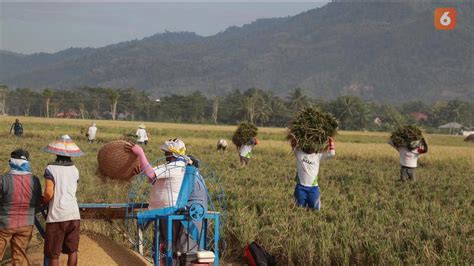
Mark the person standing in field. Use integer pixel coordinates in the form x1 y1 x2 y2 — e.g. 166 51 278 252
136 124 148 145
292 137 335 210
239 137 258 167
9 119 23 137
42 135 84 266
389 138 428 181
0 149 42 265
86 122 97 144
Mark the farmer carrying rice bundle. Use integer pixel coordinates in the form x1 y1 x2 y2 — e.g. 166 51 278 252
42 135 84 266
287 107 338 210
389 125 428 182
232 122 258 167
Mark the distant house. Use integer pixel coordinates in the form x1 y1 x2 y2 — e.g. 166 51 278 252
438 122 464 135
410 112 428 122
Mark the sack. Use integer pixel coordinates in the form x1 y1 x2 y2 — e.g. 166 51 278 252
244 242 276 266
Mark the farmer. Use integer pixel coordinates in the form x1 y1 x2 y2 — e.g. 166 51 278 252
9 118 23 137
126 139 205 256
136 124 148 145
389 138 428 181
239 137 258 167
0 149 42 265
292 137 335 210
86 122 97 143
42 135 84 266
217 139 228 151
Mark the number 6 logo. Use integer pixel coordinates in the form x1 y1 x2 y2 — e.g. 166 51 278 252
434 8 456 30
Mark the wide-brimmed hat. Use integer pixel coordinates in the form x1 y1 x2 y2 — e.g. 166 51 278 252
43 135 84 157
138 124 146 129
160 138 186 157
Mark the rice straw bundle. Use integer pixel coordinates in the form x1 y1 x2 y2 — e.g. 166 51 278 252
232 122 258 147
288 107 338 153
390 125 423 150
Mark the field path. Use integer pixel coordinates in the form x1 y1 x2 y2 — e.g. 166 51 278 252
23 233 152 266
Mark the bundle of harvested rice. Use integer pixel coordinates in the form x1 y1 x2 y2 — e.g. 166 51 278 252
390 125 423 150
97 140 141 180
288 107 338 153
232 122 258 147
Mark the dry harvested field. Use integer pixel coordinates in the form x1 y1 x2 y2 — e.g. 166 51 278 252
1 116 473 264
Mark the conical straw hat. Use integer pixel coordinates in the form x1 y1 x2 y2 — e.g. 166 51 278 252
43 135 84 157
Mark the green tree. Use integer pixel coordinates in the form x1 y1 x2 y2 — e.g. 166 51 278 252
288 88 310 112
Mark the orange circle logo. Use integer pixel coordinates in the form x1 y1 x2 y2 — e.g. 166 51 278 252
434 8 457 30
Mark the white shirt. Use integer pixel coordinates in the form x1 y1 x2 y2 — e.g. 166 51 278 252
87 126 97 140
398 147 421 168
239 145 253 158
217 139 228 147
149 160 186 209
136 128 148 142
295 149 335 187
45 165 80 223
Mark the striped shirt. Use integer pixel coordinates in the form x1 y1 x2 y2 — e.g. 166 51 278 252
0 173 42 229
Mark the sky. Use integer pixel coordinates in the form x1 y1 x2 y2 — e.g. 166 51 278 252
0 1 329 54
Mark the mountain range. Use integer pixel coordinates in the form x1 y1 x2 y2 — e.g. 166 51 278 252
0 1 473 102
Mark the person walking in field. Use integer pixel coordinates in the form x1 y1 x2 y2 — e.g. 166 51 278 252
42 135 84 266
389 138 428 181
86 122 97 144
9 119 23 137
136 124 148 145
0 149 42 266
292 137 335 210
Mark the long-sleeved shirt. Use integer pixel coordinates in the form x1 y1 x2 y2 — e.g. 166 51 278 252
87 126 97 140
136 128 148 143
0 173 41 229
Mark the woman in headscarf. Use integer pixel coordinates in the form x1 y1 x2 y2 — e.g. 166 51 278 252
0 149 41 265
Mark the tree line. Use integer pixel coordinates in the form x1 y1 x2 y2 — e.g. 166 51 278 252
0 85 472 132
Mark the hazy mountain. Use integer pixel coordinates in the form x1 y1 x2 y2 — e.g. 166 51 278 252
1 1 473 102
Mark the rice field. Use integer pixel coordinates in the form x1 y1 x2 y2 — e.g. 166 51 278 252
1 116 473 264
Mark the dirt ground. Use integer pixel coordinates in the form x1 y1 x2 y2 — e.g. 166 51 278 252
2 232 152 266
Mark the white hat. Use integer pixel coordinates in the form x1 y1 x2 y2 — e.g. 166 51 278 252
138 124 146 129
160 138 186 157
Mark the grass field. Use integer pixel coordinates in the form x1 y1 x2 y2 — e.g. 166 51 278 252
1 116 473 264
